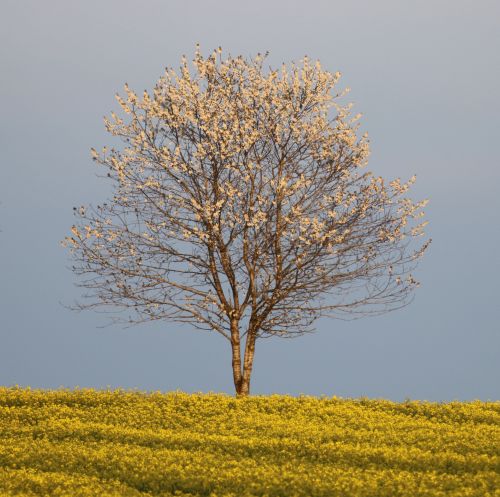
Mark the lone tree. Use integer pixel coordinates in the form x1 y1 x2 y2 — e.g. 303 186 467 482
64 47 430 396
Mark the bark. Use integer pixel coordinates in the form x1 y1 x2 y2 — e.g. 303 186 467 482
230 316 258 396
237 376 251 396
232 325 257 397
230 318 244 395
240 331 256 396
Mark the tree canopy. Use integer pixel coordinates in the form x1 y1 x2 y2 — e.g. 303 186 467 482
64 46 430 395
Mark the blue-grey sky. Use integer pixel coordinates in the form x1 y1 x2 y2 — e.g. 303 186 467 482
1 0 499 401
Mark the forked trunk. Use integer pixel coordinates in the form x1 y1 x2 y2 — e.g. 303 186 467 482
236 375 251 396
231 323 256 397
233 360 253 396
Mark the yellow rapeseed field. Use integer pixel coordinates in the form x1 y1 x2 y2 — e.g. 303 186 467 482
0 387 498 496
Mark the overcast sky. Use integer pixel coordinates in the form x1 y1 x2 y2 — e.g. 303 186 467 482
1 0 499 401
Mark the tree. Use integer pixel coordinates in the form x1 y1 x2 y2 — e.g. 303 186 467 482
64 46 430 396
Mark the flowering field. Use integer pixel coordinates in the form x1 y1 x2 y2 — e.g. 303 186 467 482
0 387 498 496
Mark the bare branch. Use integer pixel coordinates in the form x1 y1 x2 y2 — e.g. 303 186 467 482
63 46 430 395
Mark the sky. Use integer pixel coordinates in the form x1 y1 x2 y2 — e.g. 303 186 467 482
1 0 499 401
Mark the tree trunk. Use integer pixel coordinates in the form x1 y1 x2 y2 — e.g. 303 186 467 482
237 375 251 396
230 319 244 396
232 326 256 397
241 331 256 396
